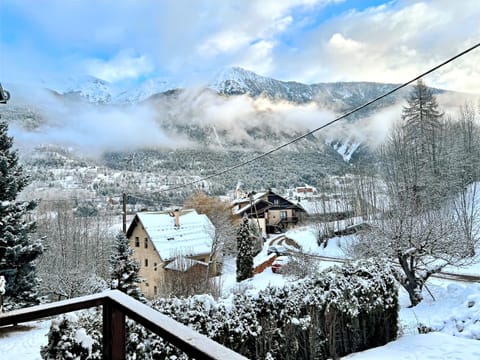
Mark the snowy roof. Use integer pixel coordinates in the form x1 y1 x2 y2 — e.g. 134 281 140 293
231 191 267 206
133 209 214 261
232 191 269 215
164 257 208 272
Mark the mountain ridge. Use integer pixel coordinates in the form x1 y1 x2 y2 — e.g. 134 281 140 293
10 66 410 107
2 67 468 168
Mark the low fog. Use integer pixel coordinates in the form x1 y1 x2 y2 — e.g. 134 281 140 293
5 82 477 158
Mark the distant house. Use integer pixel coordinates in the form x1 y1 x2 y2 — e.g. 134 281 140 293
232 190 305 235
292 184 317 200
126 209 216 299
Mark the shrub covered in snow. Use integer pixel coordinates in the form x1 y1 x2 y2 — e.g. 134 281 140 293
41 259 398 359
40 312 102 360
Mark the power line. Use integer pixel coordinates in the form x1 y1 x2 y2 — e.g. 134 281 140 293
159 42 480 193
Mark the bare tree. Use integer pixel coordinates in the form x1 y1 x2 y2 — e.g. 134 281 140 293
447 103 480 256
355 205 470 306
159 255 222 298
183 191 236 266
353 88 480 306
35 200 112 299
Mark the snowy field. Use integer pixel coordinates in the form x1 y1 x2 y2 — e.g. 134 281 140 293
346 279 480 359
1 227 480 359
0 320 50 360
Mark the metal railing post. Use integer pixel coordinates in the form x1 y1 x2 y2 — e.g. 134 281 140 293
103 299 126 360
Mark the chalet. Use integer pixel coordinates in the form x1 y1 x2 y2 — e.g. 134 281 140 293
232 190 305 234
126 209 215 299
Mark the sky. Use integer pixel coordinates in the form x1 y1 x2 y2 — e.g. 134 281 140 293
1 0 479 93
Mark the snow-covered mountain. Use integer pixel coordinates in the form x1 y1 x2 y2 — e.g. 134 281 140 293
48 75 113 103
209 66 407 111
45 75 179 104
42 66 411 109
113 77 179 104
6 67 462 167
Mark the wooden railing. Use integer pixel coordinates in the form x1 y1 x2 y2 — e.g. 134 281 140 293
0 290 247 360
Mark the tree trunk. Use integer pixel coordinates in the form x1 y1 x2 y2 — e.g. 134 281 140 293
398 254 423 307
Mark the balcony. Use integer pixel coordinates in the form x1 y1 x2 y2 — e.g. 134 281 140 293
0 290 247 360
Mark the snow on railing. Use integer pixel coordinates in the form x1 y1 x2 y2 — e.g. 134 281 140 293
0 290 247 360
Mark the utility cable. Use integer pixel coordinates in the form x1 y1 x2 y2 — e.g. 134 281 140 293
159 42 480 193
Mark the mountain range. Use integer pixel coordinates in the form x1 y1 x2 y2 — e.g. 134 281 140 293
2 67 473 197
40 66 406 110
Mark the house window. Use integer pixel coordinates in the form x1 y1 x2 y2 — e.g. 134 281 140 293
154 262 157 271
154 286 158 296
280 211 288 220
274 199 279 206
144 238 148 248
135 237 140 247
145 258 148 267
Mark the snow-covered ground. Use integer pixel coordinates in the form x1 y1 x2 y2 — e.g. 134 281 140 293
1 227 480 359
0 320 50 359
346 280 480 359
345 332 480 360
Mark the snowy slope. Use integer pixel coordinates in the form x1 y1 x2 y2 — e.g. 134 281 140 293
49 75 113 103
113 77 179 104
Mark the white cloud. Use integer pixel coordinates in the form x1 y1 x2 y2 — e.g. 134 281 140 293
2 0 479 95
277 0 480 93
85 50 153 82
9 89 175 156
197 31 251 57
194 0 330 76
328 33 364 52
237 40 276 75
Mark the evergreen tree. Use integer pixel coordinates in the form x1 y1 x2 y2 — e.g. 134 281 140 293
109 231 146 302
0 120 42 308
403 79 443 139
401 79 445 207
236 217 253 282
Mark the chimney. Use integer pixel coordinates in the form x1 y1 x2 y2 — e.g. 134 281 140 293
174 209 180 228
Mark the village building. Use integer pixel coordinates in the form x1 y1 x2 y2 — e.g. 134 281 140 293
126 209 216 299
231 189 305 235
291 184 318 200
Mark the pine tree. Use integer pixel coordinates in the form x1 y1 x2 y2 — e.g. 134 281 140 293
0 120 42 309
236 217 253 282
401 79 445 207
109 231 146 302
403 79 443 139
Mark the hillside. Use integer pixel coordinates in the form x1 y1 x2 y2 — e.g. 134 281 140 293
1 67 472 205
